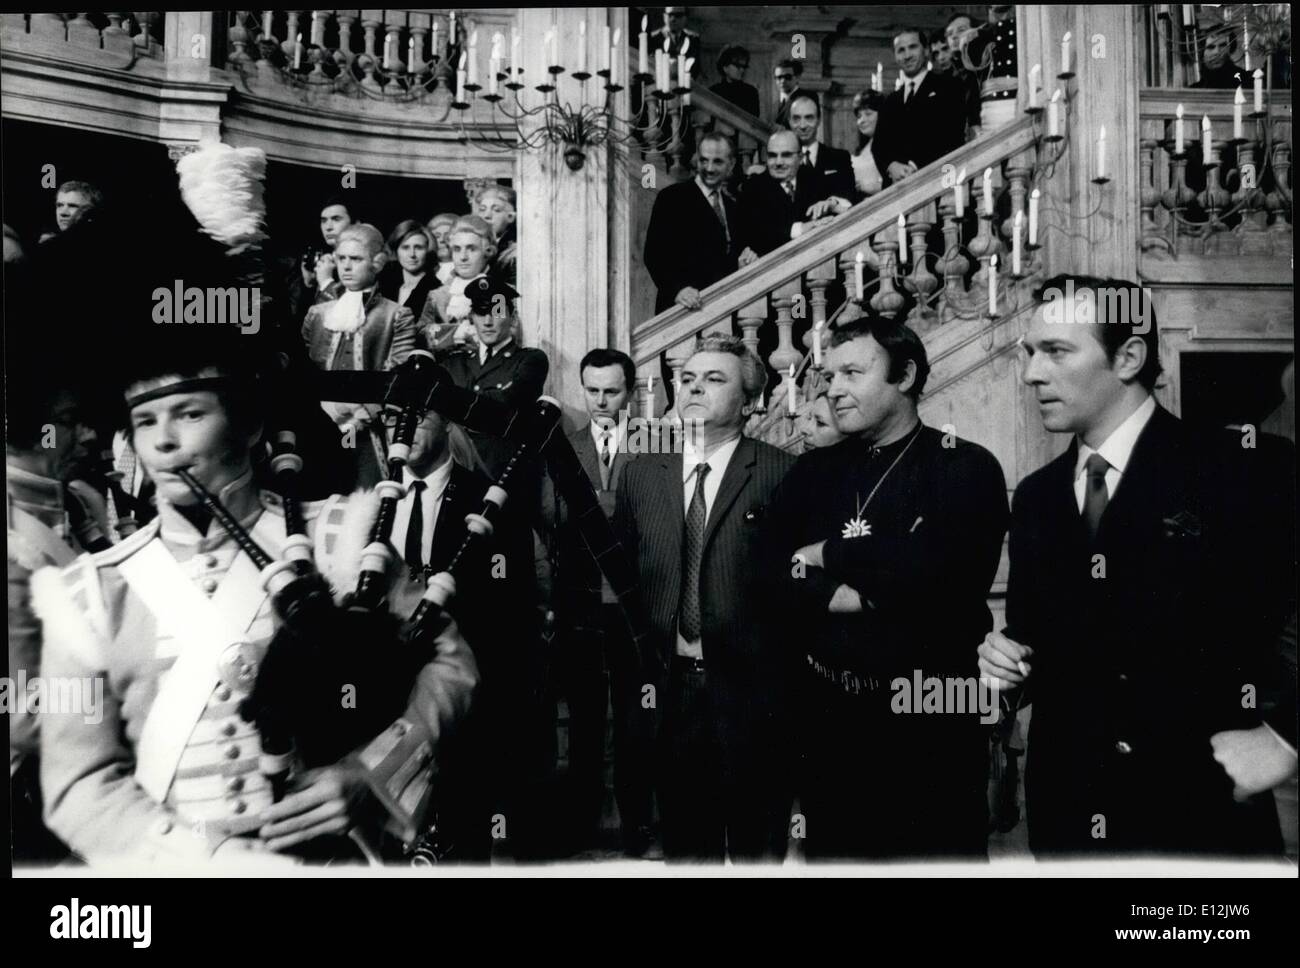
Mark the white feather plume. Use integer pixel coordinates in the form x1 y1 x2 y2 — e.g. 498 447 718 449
176 143 268 251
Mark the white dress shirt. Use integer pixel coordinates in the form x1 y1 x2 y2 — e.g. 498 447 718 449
1072 395 1156 512
591 421 621 469
478 336 513 367
801 141 819 167
676 434 742 658
902 68 929 102
389 457 454 568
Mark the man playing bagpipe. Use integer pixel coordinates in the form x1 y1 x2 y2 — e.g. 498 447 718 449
31 327 479 869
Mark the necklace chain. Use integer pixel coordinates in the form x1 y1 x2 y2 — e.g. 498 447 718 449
852 424 923 521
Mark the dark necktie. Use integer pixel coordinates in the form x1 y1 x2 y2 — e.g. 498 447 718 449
783 178 795 201
905 81 915 102
1082 453 1111 540
709 189 730 247
802 147 812 168
404 479 427 575
679 462 711 642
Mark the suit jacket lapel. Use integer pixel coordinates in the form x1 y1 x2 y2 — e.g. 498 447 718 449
429 463 469 569
1099 406 1184 540
574 426 603 491
702 437 755 553
659 451 685 565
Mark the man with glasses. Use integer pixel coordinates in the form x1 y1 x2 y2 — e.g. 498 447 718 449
772 58 807 129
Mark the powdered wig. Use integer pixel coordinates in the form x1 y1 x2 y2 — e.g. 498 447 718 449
335 222 386 257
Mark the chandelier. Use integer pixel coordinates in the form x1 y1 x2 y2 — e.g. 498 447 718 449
226 11 696 171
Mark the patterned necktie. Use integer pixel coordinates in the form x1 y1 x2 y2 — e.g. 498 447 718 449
679 462 711 642
783 178 795 200
598 431 613 490
404 479 427 575
1082 452 1111 540
709 189 730 247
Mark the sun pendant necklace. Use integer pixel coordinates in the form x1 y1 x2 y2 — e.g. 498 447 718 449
842 423 923 539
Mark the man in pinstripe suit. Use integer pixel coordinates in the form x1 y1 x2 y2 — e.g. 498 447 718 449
614 335 796 862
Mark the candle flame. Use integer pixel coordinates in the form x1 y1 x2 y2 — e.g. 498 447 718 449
470 30 477 45
459 50 467 69
1254 68 1263 78
1176 102 1184 118
1099 125 1105 139
613 28 621 45
663 36 670 52
1051 88 1062 102
642 15 648 32
983 167 992 180
1031 188 1041 198
1202 114 1211 128
1235 86 1245 102
897 213 905 226
681 38 690 56
1062 31 1071 42
1014 209 1023 224
990 253 998 267
957 167 966 181
855 250 864 262
685 57 694 72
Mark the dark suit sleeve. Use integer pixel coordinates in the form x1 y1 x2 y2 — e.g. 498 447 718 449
644 187 687 303
822 446 1009 615
762 458 841 615
823 148 858 203
486 350 549 410
871 98 902 176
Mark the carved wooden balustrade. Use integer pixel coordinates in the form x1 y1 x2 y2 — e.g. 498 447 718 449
0 12 162 63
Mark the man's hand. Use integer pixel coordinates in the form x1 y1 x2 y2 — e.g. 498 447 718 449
794 540 826 569
978 629 1033 688
738 246 759 267
806 196 851 219
1211 726 1299 801
259 762 371 852
746 163 765 177
314 253 336 289
828 583 863 613
886 161 918 183
675 286 703 311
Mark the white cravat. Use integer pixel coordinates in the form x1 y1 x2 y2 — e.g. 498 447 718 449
323 288 367 333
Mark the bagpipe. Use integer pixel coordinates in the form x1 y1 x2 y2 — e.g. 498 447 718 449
177 350 651 862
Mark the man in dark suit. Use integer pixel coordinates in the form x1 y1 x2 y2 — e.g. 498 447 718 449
614 335 796 862
766 317 1009 860
872 27 967 188
772 58 806 129
980 275 1296 858
539 348 655 856
644 132 741 314
787 94 858 202
736 129 845 263
320 400 545 861
441 276 550 478
1192 23 1247 89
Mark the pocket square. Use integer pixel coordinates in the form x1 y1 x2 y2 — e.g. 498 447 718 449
1162 510 1202 538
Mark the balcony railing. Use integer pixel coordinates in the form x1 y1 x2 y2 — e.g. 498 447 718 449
1140 3 1291 89
0 12 162 62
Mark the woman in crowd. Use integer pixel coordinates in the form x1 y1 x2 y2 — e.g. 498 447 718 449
802 391 847 451
850 90 885 200
427 212 458 285
379 219 439 316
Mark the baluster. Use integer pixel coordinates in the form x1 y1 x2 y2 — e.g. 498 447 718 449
1160 141 1198 256
935 195 971 318
1265 139 1293 250
67 12 99 48
30 13 67 42
1000 162 1031 245
759 281 800 413
869 236 905 319
102 13 134 55
1197 139 1233 253
667 352 689 424
966 202 1005 297
409 13 430 79
132 11 159 55
903 214 938 333
836 250 866 324
335 12 357 73
1232 138 1269 252
635 372 656 420
358 13 384 92
1139 138 1162 249
737 297 766 359
227 15 252 69
280 10 302 66
801 259 835 358
383 23 404 85
666 103 690 180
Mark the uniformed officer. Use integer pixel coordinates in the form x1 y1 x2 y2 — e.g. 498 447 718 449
961 5 1019 132
32 341 478 869
440 275 549 480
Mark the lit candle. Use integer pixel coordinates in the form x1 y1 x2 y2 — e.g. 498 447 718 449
854 251 865 301
1233 86 1244 139
897 213 908 266
1242 16 1251 71
926 59 932 72
1060 31 1071 74
1028 64 1041 108
1029 188 1040 245
812 323 823 368
511 31 519 77
1048 88 1061 137
1012 210 1023 275
683 56 693 103
263 11 273 39
639 16 649 76
578 20 587 74
311 11 322 47
408 36 416 74
1253 69 1264 114
678 37 690 90
1175 103 1185 154
647 373 654 399
294 33 303 69
384 31 395 71
610 30 620 86
954 167 966 217
1181 4 1193 25
1097 125 1106 178
875 62 883 90
449 11 456 43
1201 114 1212 159
431 22 439 59
988 253 998 315
456 50 467 97
983 167 993 216
660 39 671 89
470 30 480 85
548 26 557 67
787 364 797 413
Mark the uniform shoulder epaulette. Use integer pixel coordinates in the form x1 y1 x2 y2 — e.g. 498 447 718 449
84 516 161 569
